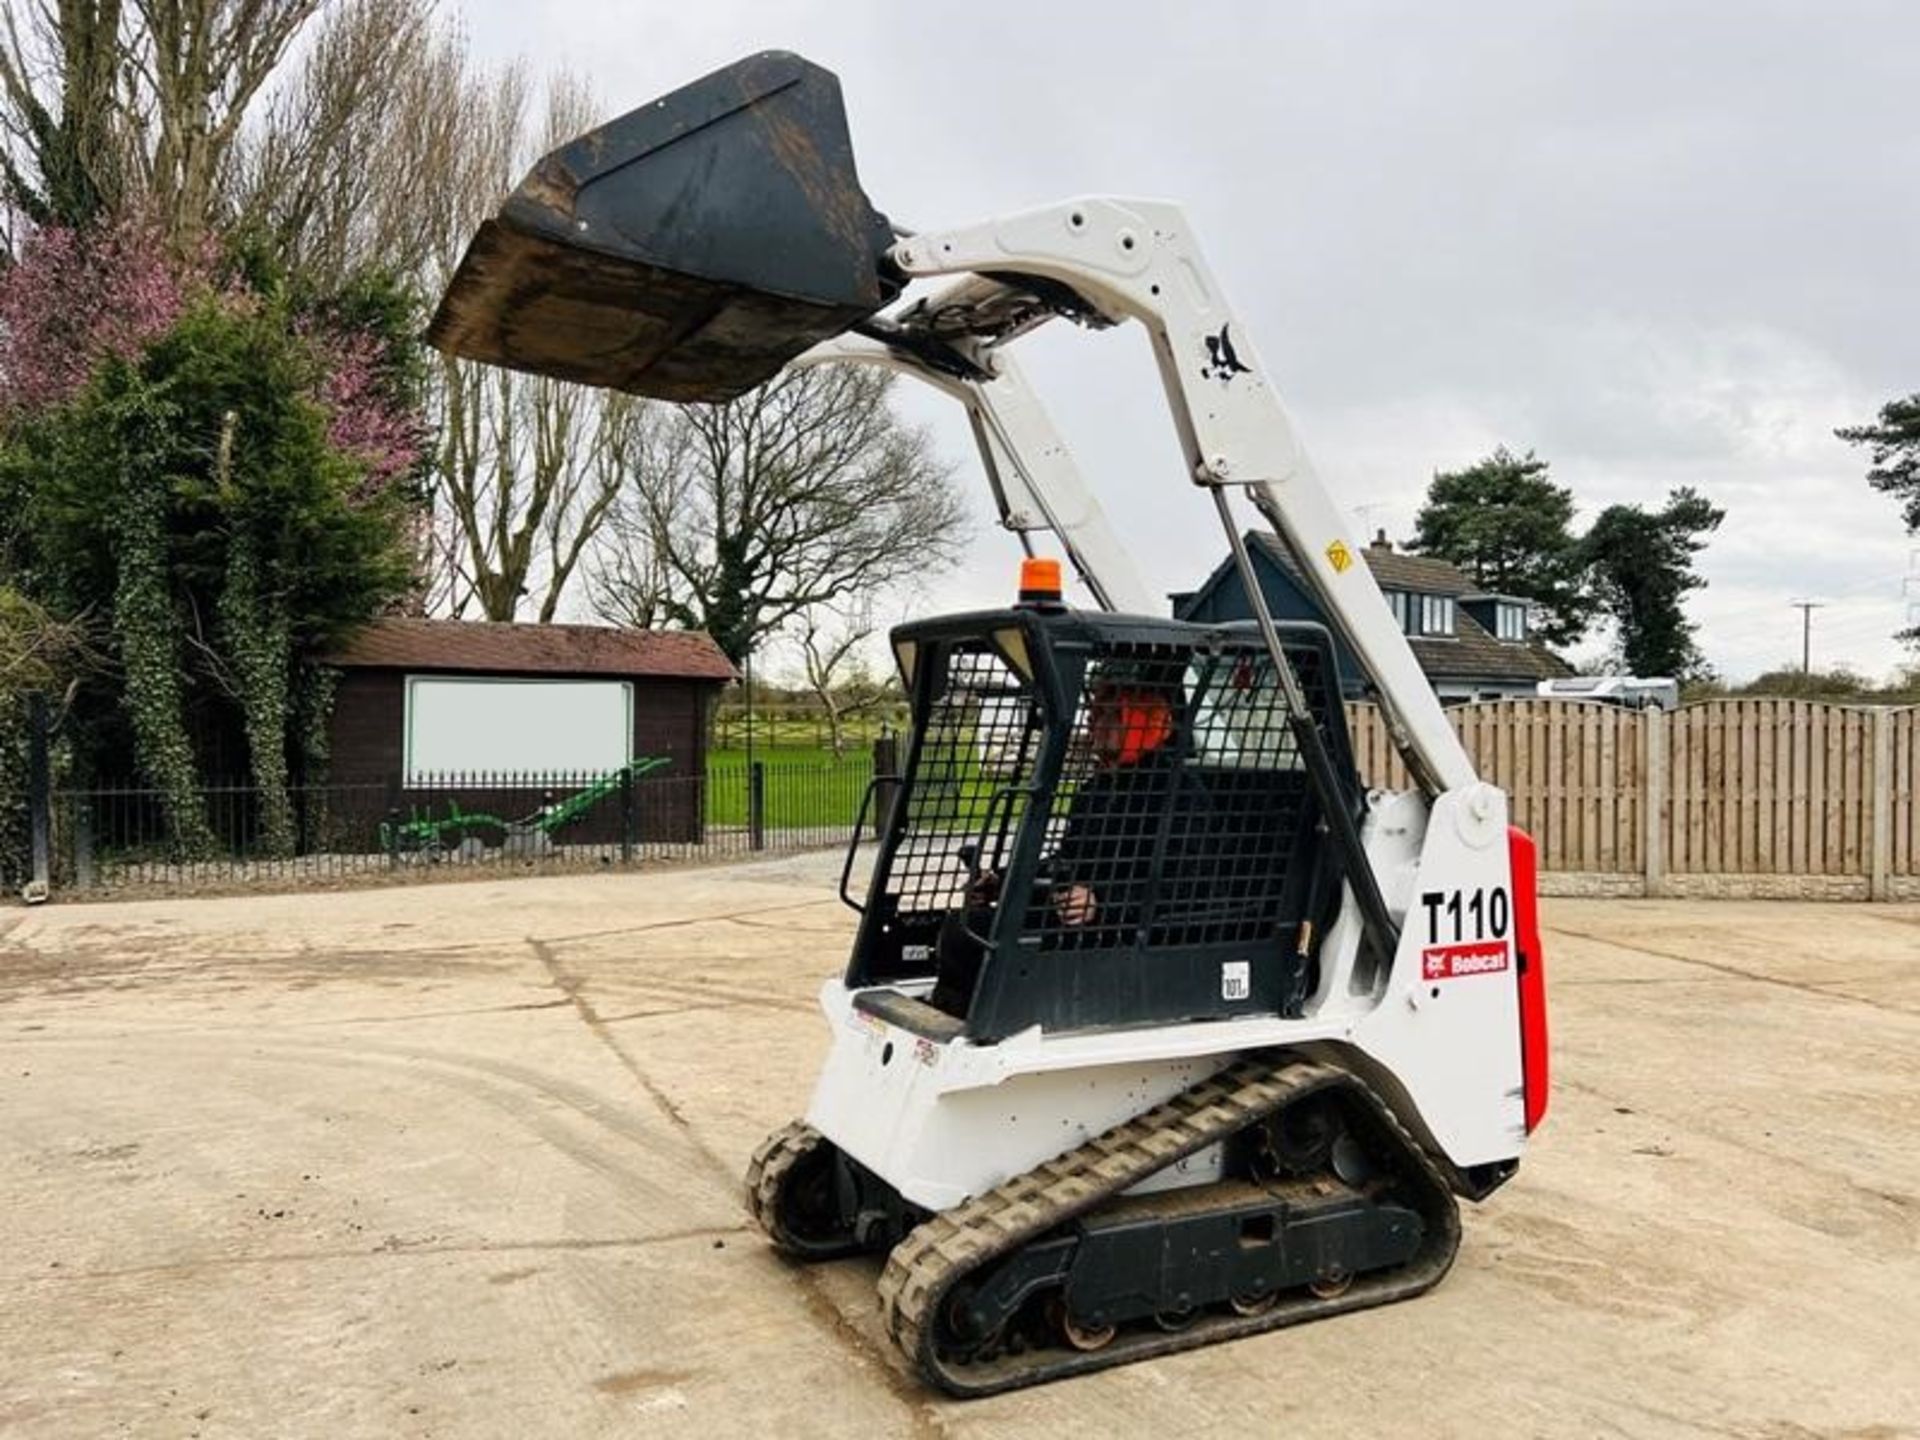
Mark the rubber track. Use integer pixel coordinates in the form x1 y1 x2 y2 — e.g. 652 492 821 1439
875 1054 1462 1396
745 1119 868 1261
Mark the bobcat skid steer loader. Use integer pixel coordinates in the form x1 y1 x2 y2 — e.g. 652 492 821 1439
431 50 1550 1397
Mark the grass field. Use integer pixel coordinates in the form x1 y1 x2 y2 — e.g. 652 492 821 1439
704 746 874 829
699 727 1020 833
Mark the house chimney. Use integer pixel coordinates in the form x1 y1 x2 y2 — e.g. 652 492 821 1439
1371 528 1392 552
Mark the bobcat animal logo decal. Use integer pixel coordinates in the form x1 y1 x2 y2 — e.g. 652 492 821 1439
1201 324 1251 383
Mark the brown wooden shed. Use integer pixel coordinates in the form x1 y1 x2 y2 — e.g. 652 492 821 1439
324 619 735 847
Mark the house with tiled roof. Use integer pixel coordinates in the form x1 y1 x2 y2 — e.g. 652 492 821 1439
1173 532 1572 702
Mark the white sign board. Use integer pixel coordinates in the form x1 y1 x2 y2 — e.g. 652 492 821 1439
404 677 633 782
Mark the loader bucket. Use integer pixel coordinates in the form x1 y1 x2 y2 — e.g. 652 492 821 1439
427 51 899 402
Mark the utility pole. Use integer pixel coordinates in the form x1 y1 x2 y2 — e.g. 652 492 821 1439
1789 599 1825 675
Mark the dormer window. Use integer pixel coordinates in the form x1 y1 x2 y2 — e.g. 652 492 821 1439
1495 602 1527 642
1385 590 1454 637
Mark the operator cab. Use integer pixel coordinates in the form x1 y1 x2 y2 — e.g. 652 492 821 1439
841 582 1361 1043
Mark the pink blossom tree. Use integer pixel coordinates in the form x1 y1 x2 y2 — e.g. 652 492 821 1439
0 214 425 509
310 324 427 500
0 217 219 416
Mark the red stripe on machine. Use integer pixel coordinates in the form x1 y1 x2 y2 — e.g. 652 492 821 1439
1420 940 1510 980
1507 826 1550 1133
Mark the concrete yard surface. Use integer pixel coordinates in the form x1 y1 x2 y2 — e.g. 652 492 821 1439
2 855 1917 1439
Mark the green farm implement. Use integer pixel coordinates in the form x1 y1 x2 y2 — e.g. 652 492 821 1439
380 758 670 860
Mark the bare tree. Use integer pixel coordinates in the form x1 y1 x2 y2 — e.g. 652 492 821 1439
796 603 895 758
0 0 481 267
128 0 326 246
587 365 968 664
432 360 645 621
224 0 446 282
0 588 96 699
0 0 341 250
0 0 129 239
416 72 642 622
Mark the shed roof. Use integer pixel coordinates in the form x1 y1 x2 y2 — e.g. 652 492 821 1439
326 618 737 681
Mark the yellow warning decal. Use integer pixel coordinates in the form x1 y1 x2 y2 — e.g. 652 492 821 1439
1325 539 1354 573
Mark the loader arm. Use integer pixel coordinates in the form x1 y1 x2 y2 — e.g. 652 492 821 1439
795 324 1155 615
782 211 1485 964
874 202 1474 797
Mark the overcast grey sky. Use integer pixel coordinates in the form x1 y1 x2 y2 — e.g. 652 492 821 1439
465 0 1919 680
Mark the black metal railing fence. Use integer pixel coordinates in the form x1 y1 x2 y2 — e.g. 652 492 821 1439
1 755 881 898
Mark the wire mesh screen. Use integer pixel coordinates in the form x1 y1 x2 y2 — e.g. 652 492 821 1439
888 643 1044 922
1029 637 1334 952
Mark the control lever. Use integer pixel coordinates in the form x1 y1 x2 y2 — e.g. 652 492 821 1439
954 842 1003 911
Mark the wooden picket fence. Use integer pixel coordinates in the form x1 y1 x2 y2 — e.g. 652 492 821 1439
1344 699 1919 899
